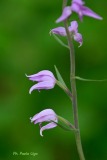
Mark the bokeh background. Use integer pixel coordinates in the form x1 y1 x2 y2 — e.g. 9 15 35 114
0 0 107 160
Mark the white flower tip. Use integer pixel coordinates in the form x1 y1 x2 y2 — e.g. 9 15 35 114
25 73 28 77
55 19 59 23
40 130 43 137
29 85 36 94
99 16 103 20
29 89 32 94
78 43 83 48
25 73 31 78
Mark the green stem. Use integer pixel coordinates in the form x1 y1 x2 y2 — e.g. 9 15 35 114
65 22 85 160
56 80 72 100
62 0 85 160
74 131 85 160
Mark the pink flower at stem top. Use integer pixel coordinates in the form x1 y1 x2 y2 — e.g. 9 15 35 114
56 0 103 23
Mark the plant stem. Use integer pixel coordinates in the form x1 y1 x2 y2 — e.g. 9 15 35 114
65 21 85 160
62 0 85 160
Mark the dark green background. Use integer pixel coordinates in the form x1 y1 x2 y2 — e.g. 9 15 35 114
0 0 107 160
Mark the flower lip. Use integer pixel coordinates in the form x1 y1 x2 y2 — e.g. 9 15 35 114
74 33 83 47
29 81 55 94
40 122 57 137
68 21 78 33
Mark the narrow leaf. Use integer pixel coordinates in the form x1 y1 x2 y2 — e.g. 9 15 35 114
75 76 107 82
57 115 75 130
51 115 75 131
54 65 67 87
56 80 72 99
51 33 69 49
51 120 72 131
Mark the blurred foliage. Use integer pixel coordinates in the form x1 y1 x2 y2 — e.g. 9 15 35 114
0 0 107 160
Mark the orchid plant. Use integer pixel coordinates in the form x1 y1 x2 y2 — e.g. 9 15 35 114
26 0 103 160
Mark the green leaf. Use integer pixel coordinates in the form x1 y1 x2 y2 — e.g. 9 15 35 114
51 115 75 132
54 65 67 87
51 33 69 49
75 76 107 82
57 116 75 130
51 120 72 131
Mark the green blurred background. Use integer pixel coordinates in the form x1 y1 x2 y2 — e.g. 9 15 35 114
0 0 107 159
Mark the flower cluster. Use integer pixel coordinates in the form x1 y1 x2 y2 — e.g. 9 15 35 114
56 0 102 22
27 0 103 137
26 70 57 136
50 0 102 47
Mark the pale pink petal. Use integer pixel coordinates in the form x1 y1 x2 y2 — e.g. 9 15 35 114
40 122 57 136
82 6 103 20
26 70 55 82
74 33 83 47
69 21 78 33
31 109 57 122
72 0 85 5
51 27 66 36
56 6 72 23
29 75 55 82
29 80 55 94
34 114 57 124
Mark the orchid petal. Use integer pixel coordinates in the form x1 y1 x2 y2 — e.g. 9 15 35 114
74 33 83 47
72 0 85 5
40 122 57 136
56 6 72 23
29 81 55 94
34 115 57 124
51 27 66 36
82 6 103 20
69 21 78 33
26 70 55 82
31 109 56 122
